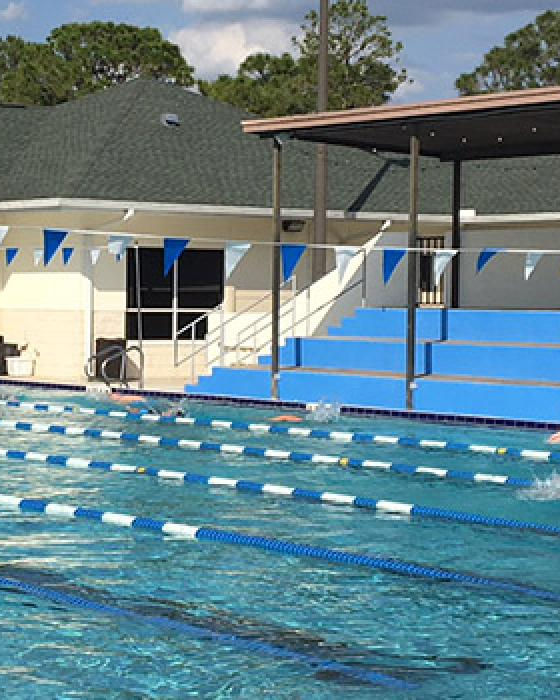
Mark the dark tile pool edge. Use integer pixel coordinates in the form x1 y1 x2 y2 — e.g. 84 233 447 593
1 378 558 432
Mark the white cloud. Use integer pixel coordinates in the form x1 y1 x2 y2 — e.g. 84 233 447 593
0 1 26 21
170 19 298 79
182 0 275 11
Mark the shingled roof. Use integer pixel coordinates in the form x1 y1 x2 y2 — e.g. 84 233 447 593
0 77 558 216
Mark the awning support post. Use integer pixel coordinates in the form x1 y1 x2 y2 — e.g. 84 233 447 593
271 136 283 400
451 159 461 308
406 134 419 410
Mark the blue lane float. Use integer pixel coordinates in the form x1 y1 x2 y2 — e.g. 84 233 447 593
0 398 556 464
1 493 559 605
0 417 533 489
0 575 410 690
0 446 556 538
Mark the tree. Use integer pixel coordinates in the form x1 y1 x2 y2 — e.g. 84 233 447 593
456 10 560 95
200 0 408 117
0 22 194 105
294 0 407 111
198 53 304 117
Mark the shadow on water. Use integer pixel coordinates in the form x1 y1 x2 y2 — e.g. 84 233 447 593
0 563 491 688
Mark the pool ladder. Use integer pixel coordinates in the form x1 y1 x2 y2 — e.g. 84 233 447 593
85 344 144 390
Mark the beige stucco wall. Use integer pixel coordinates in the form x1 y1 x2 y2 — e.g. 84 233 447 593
0 203 556 384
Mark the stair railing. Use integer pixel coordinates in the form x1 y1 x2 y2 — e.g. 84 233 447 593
174 280 293 380
234 278 363 368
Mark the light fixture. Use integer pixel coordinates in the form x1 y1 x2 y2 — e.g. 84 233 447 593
282 219 306 233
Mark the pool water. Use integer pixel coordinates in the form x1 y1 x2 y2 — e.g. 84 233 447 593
0 389 559 698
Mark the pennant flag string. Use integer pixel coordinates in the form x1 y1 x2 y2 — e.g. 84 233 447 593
383 249 406 285
524 252 543 280
281 244 306 282
108 235 134 262
433 251 457 287
476 248 503 273
225 243 251 280
335 246 360 283
33 249 43 266
163 238 189 277
62 248 74 266
43 229 68 266
5 248 18 266
0 226 9 246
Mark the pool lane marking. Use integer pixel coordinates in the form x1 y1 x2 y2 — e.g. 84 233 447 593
0 446 555 537
0 576 410 689
0 418 532 489
1 493 559 605
0 398 556 465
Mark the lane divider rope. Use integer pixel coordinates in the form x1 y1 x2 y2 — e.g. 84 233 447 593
1 493 559 604
1 445 556 537
0 417 532 489
0 398 556 465
0 575 410 689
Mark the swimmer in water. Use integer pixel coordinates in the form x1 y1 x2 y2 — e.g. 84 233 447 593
270 414 304 423
111 392 186 417
547 432 560 444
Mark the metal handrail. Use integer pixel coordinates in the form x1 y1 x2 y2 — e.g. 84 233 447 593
85 344 144 389
84 344 124 383
235 278 363 367
173 280 294 374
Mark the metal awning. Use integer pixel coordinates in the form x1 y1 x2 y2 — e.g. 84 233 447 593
242 86 560 161
241 86 560 408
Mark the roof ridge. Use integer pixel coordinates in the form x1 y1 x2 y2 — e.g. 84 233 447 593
60 79 154 198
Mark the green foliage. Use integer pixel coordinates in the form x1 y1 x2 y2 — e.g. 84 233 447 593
200 0 408 116
456 10 560 95
0 22 194 105
198 53 305 117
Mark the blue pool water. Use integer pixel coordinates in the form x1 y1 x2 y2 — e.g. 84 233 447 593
0 389 559 698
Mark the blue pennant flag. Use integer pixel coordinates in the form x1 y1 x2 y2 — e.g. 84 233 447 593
44 229 68 266
164 238 189 277
477 248 502 273
383 249 406 285
5 248 18 266
281 244 306 282
62 248 74 265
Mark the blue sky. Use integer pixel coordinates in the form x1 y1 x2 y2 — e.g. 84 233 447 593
0 1 555 102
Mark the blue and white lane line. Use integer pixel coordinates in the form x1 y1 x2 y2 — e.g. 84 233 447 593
1 493 559 604
0 417 533 488
0 577 411 690
0 398 556 464
1 446 557 537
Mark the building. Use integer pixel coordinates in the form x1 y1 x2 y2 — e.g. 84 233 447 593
1 78 560 406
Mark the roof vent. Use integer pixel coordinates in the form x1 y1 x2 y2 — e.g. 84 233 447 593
161 113 180 127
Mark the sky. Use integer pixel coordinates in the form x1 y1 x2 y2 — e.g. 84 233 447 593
0 1 556 102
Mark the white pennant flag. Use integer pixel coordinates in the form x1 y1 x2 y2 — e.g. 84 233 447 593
433 251 457 287
0 226 9 246
90 248 101 266
33 249 43 266
335 246 360 283
225 243 251 280
524 252 543 280
108 235 133 260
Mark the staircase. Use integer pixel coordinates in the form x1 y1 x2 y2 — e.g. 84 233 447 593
185 308 560 422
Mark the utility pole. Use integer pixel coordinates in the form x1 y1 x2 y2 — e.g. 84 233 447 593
312 0 328 281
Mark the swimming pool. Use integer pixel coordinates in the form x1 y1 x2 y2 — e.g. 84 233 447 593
0 389 559 698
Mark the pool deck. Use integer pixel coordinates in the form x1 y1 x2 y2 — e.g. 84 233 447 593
1 372 559 433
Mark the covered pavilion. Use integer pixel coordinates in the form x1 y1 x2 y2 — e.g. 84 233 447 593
242 86 560 408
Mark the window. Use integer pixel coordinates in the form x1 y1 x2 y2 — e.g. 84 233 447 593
126 247 224 340
418 237 445 306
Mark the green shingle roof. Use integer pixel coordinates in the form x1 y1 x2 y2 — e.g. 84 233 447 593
0 78 558 216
